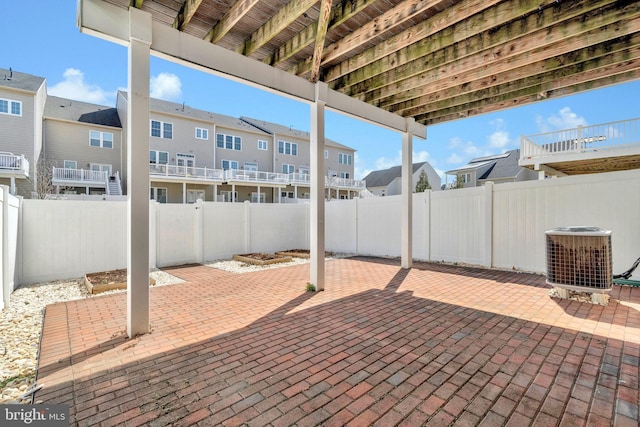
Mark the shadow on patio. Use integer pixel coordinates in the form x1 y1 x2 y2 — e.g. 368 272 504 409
35 258 640 426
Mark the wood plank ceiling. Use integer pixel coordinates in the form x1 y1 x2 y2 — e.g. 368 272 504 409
115 0 640 126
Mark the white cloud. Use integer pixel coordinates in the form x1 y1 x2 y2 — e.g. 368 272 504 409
536 107 588 132
488 130 510 149
446 153 463 164
150 72 182 101
48 68 114 104
447 137 481 156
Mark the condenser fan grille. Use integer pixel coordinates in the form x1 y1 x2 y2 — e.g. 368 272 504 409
545 227 612 291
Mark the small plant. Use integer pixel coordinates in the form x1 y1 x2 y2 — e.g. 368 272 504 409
306 283 316 292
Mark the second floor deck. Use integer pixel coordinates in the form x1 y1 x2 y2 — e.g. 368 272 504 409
54 164 367 190
0 153 29 178
520 118 640 175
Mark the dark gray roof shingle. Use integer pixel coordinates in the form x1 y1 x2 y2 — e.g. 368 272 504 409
363 162 426 188
44 96 121 128
0 68 45 93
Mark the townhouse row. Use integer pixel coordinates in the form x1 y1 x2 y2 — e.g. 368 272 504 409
0 68 363 203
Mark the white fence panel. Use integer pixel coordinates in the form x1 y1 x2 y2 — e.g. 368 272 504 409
248 203 308 254
493 169 640 277
326 199 357 254
19 200 126 284
156 202 200 267
357 196 402 257
412 191 430 261
430 186 489 266
202 202 247 261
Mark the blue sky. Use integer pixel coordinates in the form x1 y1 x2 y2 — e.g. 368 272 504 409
3 1 639 182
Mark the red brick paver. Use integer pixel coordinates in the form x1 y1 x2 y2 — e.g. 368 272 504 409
35 258 640 426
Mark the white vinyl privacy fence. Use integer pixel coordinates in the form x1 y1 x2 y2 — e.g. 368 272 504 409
1 186 20 309
13 168 640 285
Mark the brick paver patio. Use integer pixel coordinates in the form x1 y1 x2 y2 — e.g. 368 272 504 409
35 257 639 426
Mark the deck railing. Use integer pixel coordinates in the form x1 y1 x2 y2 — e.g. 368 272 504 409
52 168 108 185
225 169 289 184
0 153 29 176
288 172 311 185
149 164 225 181
520 118 640 162
326 176 367 189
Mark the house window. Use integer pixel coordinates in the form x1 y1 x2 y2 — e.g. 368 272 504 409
187 190 205 203
176 153 195 167
151 120 172 139
195 128 208 140
324 150 329 159
63 160 77 169
0 98 21 116
278 141 297 156
216 133 241 150
340 172 350 179
282 164 295 174
338 153 352 165
251 192 265 203
299 167 309 174
221 160 239 170
220 190 238 203
89 130 113 148
90 163 112 175
150 150 169 164
244 162 258 171
258 140 268 150
460 172 471 183
150 187 167 203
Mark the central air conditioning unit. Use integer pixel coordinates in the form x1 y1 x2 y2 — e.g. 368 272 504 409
545 226 612 304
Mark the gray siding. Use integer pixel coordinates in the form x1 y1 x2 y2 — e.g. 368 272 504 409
0 88 37 197
215 125 272 171
44 120 123 175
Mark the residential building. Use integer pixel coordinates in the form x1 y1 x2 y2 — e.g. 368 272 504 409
363 162 441 196
445 149 537 188
0 67 46 197
43 96 124 196
0 68 363 203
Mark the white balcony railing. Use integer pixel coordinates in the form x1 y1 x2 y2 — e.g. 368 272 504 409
288 172 311 185
225 169 289 184
326 176 367 190
149 164 225 181
0 153 29 177
52 168 108 185
520 118 640 163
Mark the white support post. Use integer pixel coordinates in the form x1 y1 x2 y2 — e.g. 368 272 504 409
214 184 218 202
310 83 327 291
401 118 414 269
127 7 151 338
182 182 186 204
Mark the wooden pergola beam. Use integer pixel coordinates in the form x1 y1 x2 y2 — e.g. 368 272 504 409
308 0 332 83
266 0 377 67
341 0 627 103
414 53 640 125
173 0 205 31
235 0 317 57
321 0 556 82
292 0 450 77
204 0 260 43
381 13 640 113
